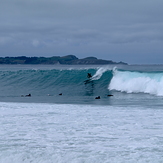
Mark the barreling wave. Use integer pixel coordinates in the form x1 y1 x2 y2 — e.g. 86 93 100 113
0 66 113 97
109 68 163 96
1 65 163 98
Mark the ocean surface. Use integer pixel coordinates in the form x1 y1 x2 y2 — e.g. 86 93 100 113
0 64 163 163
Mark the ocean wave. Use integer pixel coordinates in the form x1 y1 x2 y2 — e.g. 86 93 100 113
1 65 163 97
0 67 113 98
109 69 163 96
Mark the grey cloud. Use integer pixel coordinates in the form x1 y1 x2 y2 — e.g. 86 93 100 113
0 0 163 64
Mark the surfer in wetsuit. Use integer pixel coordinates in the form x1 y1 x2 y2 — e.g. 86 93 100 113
84 73 93 84
25 94 31 97
87 73 92 78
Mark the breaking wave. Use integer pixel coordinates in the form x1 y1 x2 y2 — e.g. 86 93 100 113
109 68 163 96
1 65 163 99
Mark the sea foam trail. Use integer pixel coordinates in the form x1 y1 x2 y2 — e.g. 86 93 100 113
109 69 163 96
91 67 112 80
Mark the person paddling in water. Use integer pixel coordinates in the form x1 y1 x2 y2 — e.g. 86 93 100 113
87 73 92 78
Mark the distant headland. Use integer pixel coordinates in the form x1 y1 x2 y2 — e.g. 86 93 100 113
0 55 127 65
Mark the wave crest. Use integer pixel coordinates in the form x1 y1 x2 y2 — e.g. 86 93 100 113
109 69 163 96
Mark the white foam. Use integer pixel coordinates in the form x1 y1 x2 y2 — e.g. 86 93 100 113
1 102 163 162
91 66 113 80
109 69 163 96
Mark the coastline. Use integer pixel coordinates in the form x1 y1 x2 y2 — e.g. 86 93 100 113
0 55 127 65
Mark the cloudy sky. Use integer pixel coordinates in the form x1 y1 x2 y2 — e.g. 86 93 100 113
0 0 163 64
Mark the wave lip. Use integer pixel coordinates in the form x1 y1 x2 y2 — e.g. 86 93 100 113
91 67 112 80
109 69 163 96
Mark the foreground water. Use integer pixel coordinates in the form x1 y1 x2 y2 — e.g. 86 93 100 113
1 102 163 163
0 64 163 162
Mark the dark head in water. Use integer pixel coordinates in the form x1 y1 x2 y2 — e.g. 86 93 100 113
25 94 31 97
59 93 62 95
87 73 92 78
95 96 100 99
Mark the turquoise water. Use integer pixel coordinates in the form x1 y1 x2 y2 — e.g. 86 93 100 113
0 64 163 106
0 64 113 104
0 64 163 163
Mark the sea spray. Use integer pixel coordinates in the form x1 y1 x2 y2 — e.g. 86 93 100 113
91 67 111 80
109 68 163 96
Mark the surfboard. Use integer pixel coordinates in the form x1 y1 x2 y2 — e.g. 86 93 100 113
84 79 91 84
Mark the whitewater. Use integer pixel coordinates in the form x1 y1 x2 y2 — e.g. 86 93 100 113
0 64 163 163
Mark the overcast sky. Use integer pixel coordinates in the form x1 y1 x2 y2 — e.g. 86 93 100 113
0 0 163 64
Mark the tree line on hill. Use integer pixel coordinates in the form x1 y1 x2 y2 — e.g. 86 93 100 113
0 55 127 65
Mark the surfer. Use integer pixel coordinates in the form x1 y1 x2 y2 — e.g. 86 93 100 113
84 73 93 84
25 94 31 97
95 96 100 99
107 94 113 96
87 73 92 78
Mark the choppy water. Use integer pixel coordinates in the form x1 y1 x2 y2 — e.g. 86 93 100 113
0 64 163 163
